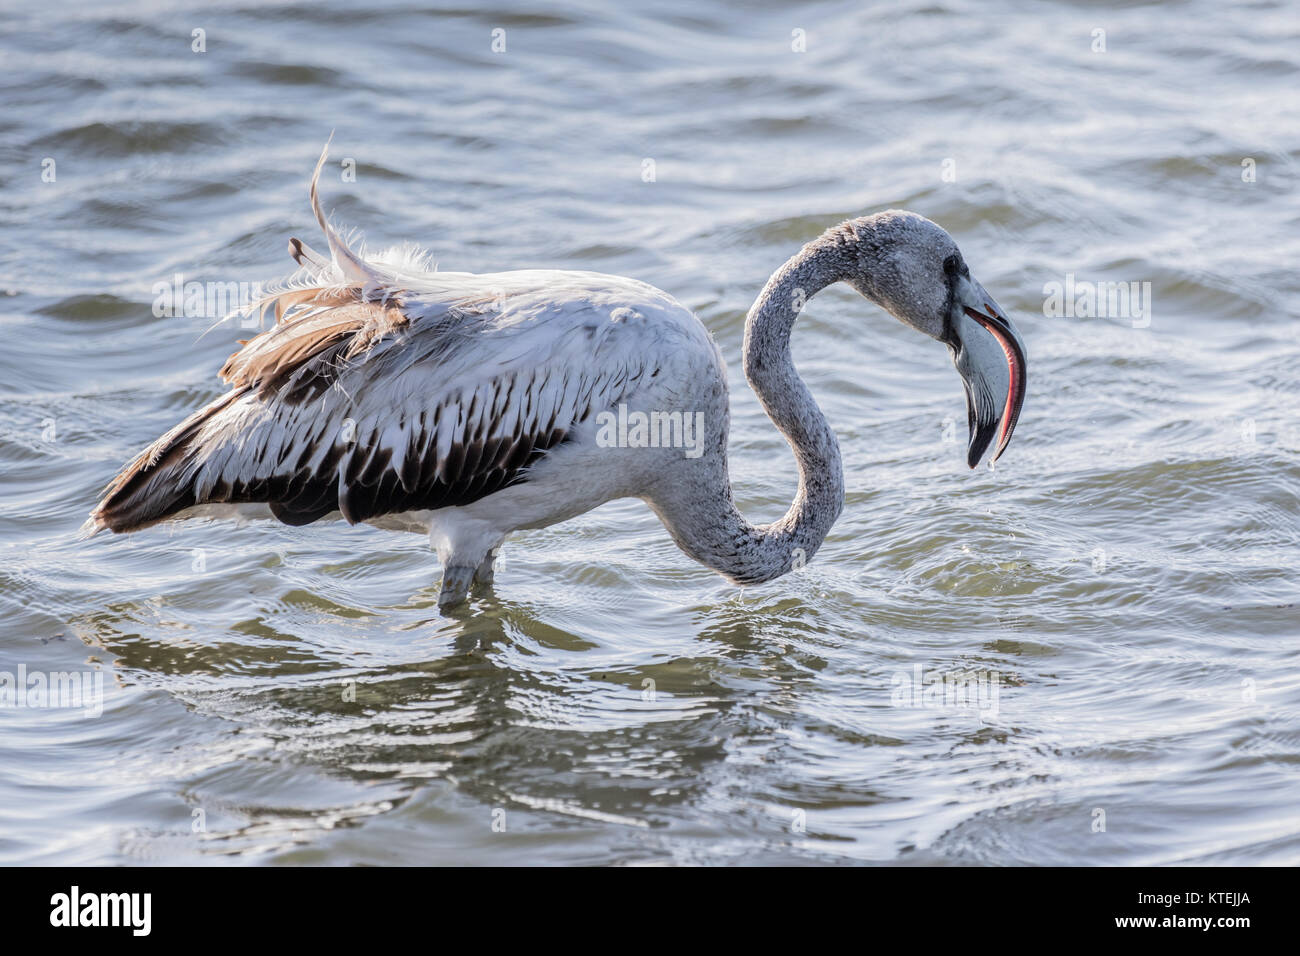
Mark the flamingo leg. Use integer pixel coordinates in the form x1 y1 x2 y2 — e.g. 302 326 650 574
472 549 499 587
437 564 477 609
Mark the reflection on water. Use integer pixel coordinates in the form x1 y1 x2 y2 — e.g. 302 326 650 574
2 0 1299 864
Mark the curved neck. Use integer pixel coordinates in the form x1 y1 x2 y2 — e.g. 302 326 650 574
649 231 855 585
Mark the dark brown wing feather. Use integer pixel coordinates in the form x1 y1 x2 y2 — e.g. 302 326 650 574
91 287 606 534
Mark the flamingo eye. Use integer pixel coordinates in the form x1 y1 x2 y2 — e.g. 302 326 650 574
943 254 970 279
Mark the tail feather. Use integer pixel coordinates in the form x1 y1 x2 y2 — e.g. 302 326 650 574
288 237 331 276
88 138 398 537
88 390 244 534
309 135 380 286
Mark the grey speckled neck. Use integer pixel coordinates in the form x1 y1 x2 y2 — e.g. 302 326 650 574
646 213 957 585
648 226 859 584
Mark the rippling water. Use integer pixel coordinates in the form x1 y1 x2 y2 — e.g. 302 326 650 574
2 0 1298 865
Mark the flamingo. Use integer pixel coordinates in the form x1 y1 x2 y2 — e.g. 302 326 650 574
86 145 1027 609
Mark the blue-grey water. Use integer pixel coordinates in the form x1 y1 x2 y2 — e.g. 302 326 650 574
1 0 1298 865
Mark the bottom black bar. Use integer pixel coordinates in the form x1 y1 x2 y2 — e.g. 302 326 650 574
5 865 1282 942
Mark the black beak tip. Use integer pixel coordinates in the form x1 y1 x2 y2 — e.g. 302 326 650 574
966 427 995 469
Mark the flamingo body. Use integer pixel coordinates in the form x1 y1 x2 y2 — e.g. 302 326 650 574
88 145 1028 608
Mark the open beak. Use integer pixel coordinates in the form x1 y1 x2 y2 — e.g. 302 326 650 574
948 277 1027 468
